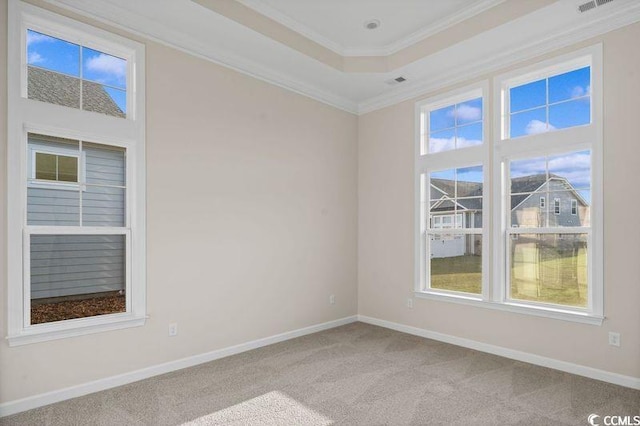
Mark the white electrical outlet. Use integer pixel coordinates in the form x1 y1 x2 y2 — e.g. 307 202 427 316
407 298 413 309
329 294 335 305
608 332 620 347
169 323 178 337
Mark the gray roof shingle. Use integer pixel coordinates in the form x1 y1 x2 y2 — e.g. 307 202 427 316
28 66 125 118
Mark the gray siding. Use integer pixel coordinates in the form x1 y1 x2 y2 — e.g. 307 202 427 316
27 188 80 226
511 180 588 228
27 140 125 227
27 137 127 299
30 234 125 299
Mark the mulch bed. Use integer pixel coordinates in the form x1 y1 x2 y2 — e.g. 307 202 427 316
31 294 126 324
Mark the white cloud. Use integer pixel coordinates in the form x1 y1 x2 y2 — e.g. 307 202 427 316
429 137 481 153
27 32 53 47
571 85 591 99
28 51 44 65
510 151 591 188
429 137 455 153
85 53 126 81
454 104 482 122
525 120 556 135
548 152 590 171
456 137 482 149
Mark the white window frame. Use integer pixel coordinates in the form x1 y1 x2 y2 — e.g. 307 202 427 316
554 198 561 215
7 0 147 346
413 45 603 325
493 44 603 323
539 196 545 209
415 82 490 301
571 199 578 215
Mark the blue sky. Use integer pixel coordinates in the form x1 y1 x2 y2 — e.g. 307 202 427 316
510 66 590 137
27 30 127 113
427 67 591 204
429 97 483 153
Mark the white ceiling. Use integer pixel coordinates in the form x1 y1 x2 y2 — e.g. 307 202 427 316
45 0 640 114
236 0 503 56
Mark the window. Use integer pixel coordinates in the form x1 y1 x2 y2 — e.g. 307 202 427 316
7 1 146 345
496 45 602 319
416 84 488 298
420 93 483 154
415 45 602 324
506 66 590 138
35 152 78 182
26 29 128 118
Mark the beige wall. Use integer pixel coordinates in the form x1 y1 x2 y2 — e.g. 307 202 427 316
0 2 358 403
2 0 639 409
358 23 640 379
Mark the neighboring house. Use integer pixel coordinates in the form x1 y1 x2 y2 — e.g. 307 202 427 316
429 174 589 258
429 178 482 259
28 66 125 118
510 174 589 228
27 69 126 300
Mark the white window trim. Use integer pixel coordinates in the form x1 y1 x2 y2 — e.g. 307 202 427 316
571 199 578 215
7 0 147 346
414 45 603 326
414 81 490 300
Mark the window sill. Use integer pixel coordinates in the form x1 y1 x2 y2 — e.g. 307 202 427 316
6 313 147 346
414 291 604 325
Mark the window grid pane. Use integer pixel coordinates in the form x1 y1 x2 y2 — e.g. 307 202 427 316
26 29 127 118
27 134 126 228
508 66 591 138
509 233 588 308
426 96 483 153
30 233 127 325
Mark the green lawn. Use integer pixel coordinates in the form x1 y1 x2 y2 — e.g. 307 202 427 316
431 249 587 307
430 255 482 294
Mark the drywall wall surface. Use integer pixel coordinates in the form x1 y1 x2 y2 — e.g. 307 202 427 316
0 1 358 403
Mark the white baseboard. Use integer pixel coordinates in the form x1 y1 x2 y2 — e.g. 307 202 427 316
358 315 640 390
0 315 358 418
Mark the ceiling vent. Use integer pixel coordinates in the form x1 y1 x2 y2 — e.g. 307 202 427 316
578 0 613 13
386 76 407 86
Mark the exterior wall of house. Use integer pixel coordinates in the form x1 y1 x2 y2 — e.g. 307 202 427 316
358 22 640 380
26 135 127 299
0 0 359 404
429 211 482 258
511 180 588 228
30 234 125 299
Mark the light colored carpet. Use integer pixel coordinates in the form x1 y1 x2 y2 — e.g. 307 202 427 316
2 322 639 425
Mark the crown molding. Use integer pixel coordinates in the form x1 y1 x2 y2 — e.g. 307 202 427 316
236 0 506 57
41 0 359 115
357 1 640 115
